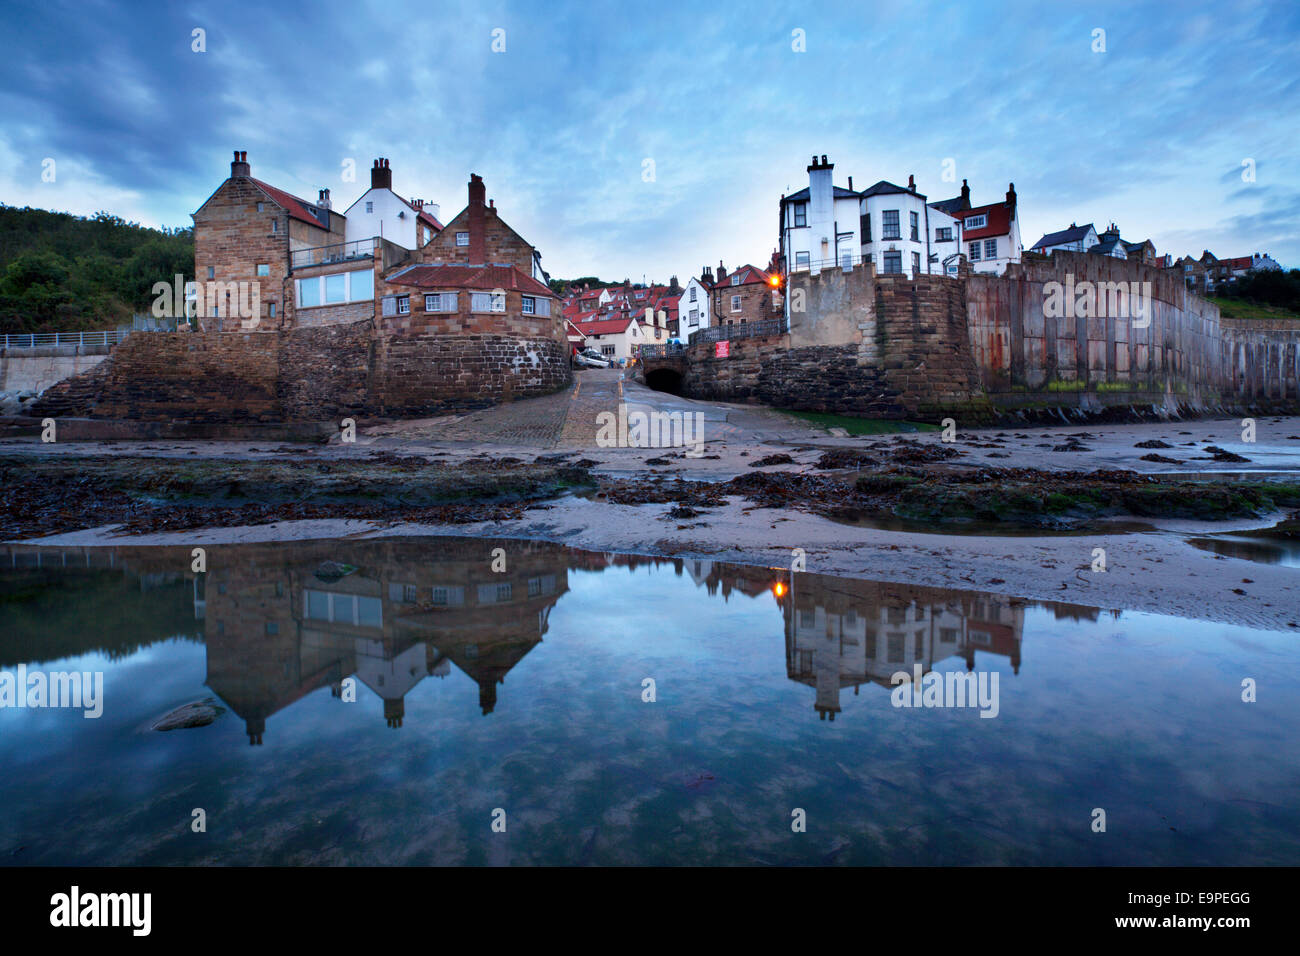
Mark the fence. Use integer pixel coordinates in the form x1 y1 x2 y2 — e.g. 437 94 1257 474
290 238 376 270
689 318 787 346
1 330 132 350
640 343 686 359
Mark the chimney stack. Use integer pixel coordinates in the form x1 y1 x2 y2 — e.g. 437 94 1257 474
908 174 915 190
468 174 486 263
848 176 853 191
318 188 331 210
960 179 970 207
231 150 250 178
1006 182 1016 209
371 158 392 190
716 260 727 283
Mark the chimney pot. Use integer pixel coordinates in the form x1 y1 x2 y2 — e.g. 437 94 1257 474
370 158 392 191
230 150 251 177
908 174 915 189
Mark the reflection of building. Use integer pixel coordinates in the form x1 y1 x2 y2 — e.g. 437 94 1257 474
202 538 570 742
778 574 1029 720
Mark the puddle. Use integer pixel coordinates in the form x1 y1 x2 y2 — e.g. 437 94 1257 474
1187 532 1300 568
2 536 1299 865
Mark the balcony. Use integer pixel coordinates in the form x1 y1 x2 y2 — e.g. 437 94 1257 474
290 238 376 270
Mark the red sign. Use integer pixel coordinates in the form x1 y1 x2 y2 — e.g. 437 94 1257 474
715 340 730 358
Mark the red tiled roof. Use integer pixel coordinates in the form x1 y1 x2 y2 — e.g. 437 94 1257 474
386 263 554 297
717 265 773 288
565 320 587 340
416 209 444 231
1221 256 1253 270
957 202 1012 241
580 316 635 335
250 178 331 229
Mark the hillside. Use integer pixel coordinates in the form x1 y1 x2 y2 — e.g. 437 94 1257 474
0 204 193 334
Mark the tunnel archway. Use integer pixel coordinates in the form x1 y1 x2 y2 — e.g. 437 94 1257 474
644 367 684 395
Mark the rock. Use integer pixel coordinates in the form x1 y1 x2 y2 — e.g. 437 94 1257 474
151 698 226 732
314 560 358 582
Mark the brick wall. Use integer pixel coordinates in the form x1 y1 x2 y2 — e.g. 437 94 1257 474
194 177 341 332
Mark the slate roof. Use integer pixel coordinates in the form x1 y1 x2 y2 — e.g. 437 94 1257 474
1030 223 1097 250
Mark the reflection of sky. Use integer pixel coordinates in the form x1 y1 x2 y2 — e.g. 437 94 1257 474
2 558 1298 866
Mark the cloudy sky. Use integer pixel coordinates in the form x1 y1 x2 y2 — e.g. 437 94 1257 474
1 0 1296 282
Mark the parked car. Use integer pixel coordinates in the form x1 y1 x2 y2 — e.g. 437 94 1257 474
574 348 611 369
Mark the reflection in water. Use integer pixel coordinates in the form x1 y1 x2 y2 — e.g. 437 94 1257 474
3 537 1300 866
3 541 1103 735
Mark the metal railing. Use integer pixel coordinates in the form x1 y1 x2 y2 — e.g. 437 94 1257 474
689 318 787 346
290 238 376 270
1 330 131 349
640 343 686 359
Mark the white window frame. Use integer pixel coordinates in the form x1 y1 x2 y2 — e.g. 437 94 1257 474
396 295 409 315
424 292 458 313
731 294 742 312
969 242 981 261
984 239 997 259
964 214 987 229
521 296 536 314
456 232 470 246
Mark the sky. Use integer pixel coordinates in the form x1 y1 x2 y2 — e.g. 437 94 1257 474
1 0 1297 283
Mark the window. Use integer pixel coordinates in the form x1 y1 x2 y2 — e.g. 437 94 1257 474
431 585 464 606
521 296 536 314
365 201 374 213
688 309 699 325
910 211 919 241
793 203 807 227
969 242 981 261
882 210 900 240
271 220 278 233
396 295 409 314
731 295 742 312
456 232 469 246
256 263 269 277
795 251 810 269
841 250 854 270
351 269 373 300
861 213 871 242
265 621 278 635
471 291 505 312
964 214 987 229
601 345 615 356
299 276 322 308
883 251 902 274
984 239 997 259
936 227 953 242
268 302 276 318
206 266 215 280
730 274 741 286
689 287 697 302
424 293 458 312
912 251 921 274
303 590 383 627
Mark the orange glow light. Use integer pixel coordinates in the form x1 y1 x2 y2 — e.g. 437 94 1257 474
773 582 786 597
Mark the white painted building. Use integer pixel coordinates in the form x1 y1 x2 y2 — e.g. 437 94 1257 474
1029 222 1100 256
859 177 937 276
343 158 443 251
779 155 864 274
678 276 712 334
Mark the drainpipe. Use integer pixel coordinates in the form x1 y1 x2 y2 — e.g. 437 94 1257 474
924 203 931 276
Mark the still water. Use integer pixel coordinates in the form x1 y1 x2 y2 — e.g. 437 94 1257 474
1 536 1297 866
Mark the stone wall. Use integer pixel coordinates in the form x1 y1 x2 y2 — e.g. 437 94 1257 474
372 333 570 416
1222 316 1300 405
677 266 991 420
31 320 571 423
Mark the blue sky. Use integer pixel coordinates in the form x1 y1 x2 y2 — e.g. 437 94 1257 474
1 0 1297 282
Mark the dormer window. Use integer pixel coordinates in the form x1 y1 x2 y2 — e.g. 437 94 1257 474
730 274 741 286
964 214 987 229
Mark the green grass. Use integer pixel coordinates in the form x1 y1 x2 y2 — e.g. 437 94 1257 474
776 409 939 435
1208 297 1300 322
